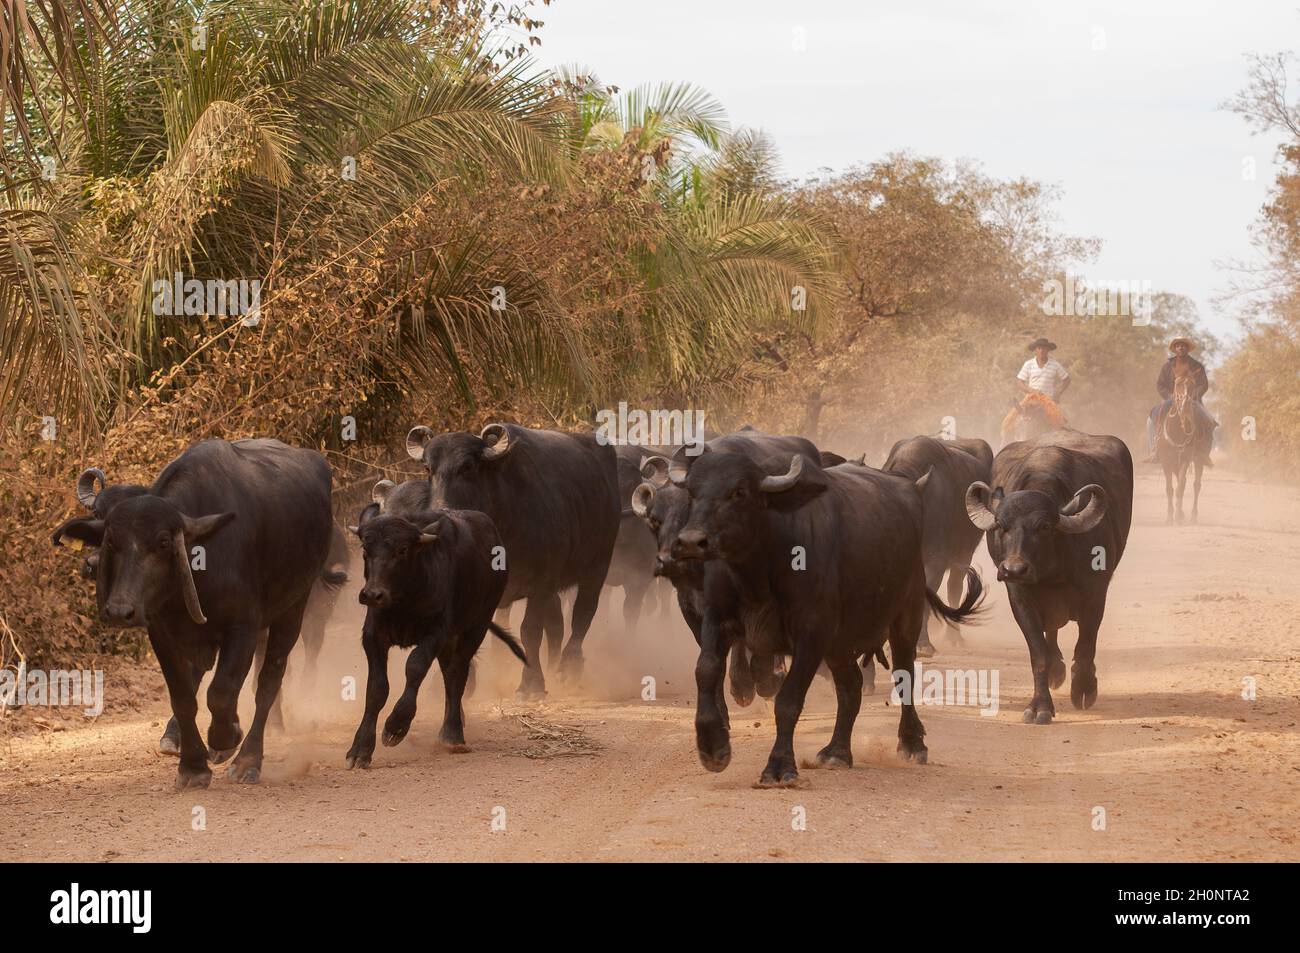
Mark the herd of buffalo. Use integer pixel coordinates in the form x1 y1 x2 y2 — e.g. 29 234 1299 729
50 420 1133 790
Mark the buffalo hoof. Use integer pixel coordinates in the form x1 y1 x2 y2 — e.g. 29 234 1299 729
174 765 212 790
159 735 181 757
345 750 372 770
813 746 853 769
207 746 238 765
226 758 261 784
697 746 732 773
897 741 928 764
381 724 409 747
1049 657 1067 689
730 682 756 708
514 687 546 703
915 641 936 659
754 770 805 789
1035 709 1053 725
445 742 472 754
1071 676 1098 710
559 653 585 683
1023 707 1053 724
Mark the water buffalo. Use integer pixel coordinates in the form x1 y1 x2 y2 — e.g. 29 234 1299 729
51 439 333 788
669 451 983 787
638 431 824 706
604 444 674 639
345 509 526 768
965 429 1133 723
405 423 620 697
883 435 993 655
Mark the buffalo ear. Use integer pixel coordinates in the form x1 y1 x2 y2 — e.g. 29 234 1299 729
53 516 105 548
182 512 236 542
357 502 380 529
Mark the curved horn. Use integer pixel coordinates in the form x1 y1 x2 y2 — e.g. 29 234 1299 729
914 464 935 494
480 423 511 460
372 479 396 508
406 426 435 462
965 481 998 531
640 455 670 487
76 467 106 509
631 482 656 518
1056 484 1108 534
759 455 804 493
172 530 207 625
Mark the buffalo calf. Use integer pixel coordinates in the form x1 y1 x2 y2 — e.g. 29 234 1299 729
346 509 525 768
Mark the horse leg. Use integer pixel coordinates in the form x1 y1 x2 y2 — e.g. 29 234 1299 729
1175 462 1188 524
1170 460 1180 520
1191 461 1203 523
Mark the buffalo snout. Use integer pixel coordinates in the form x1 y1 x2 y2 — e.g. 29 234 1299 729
359 586 390 608
998 557 1032 582
673 529 709 560
102 600 139 625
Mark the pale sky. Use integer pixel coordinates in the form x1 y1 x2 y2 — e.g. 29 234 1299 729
528 0 1298 340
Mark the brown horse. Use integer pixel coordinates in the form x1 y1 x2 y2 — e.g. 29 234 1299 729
1001 392 1067 448
1156 375 1213 524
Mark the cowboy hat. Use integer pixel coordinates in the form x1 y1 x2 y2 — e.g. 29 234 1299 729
1168 337 1196 353
1027 337 1057 351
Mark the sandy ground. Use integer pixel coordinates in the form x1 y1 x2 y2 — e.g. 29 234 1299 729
3 466 1298 862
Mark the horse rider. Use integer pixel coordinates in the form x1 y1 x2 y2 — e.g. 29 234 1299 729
1145 336 1216 464
1017 337 1071 403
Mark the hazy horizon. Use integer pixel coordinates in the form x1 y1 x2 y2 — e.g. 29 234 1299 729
531 0 1296 343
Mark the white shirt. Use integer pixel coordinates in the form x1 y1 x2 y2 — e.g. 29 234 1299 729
1018 357 1070 399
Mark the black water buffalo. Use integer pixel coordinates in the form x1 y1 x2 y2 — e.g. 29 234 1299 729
883 435 993 655
668 451 983 787
345 509 526 768
604 444 673 639
405 423 620 697
637 431 824 706
51 439 333 788
965 429 1132 723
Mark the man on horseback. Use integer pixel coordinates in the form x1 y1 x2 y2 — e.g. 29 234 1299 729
1145 337 1216 464
1002 338 1070 446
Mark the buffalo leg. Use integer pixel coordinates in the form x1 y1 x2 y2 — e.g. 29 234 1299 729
228 598 306 783
516 597 547 699
1046 627 1066 688
728 641 756 707
916 565 942 658
1070 602 1104 710
694 611 733 772
814 652 862 768
542 592 564 671
559 575 602 682
149 630 210 789
622 577 649 640
756 641 821 787
384 637 440 747
1009 591 1054 724
889 596 928 761
160 656 208 756
345 620 389 769
944 566 968 648
438 631 481 751
205 623 256 762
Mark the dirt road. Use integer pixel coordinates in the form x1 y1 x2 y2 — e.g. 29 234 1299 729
4 467 1298 861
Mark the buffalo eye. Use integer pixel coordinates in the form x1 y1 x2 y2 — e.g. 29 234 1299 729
156 531 172 552
648 518 661 533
